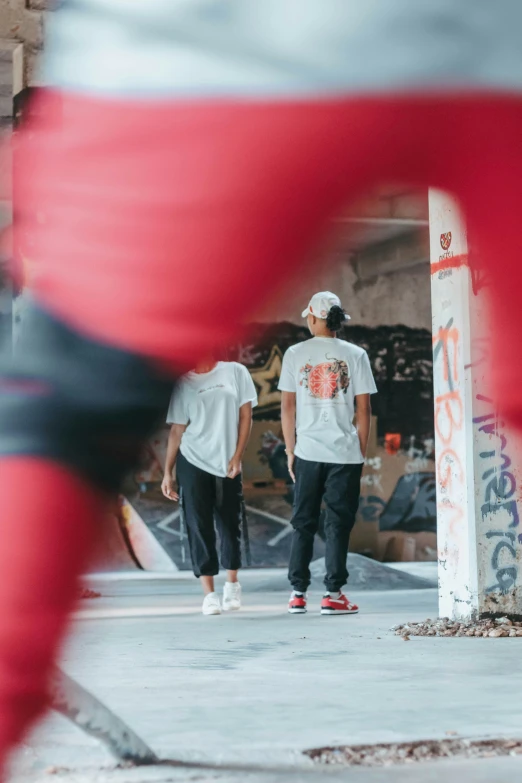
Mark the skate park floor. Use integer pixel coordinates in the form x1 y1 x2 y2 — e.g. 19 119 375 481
10 565 522 783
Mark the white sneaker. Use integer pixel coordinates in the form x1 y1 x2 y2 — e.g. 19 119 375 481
223 581 242 611
202 592 222 615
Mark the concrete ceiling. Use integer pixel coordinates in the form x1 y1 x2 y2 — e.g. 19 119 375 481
337 216 428 253
335 185 428 250
333 187 430 277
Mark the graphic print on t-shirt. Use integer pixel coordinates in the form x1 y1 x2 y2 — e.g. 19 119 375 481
300 357 350 400
279 337 377 463
198 384 225 394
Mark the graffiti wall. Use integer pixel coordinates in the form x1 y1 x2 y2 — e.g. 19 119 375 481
137 321 436 567
232 322 434 436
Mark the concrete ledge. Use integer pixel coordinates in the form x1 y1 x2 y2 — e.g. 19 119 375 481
0 38 23 117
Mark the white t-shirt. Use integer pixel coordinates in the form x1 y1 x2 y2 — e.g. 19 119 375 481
167 362 258 478
278 337 377 464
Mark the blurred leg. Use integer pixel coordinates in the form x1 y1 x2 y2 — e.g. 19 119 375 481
1 91 477 772
0 305 173 773
0 460 103 760
452 97 522 429
19 94 398 369
5 103 402 758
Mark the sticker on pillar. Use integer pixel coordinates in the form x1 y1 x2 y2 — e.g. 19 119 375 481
440 232 452 251
434 230 459 279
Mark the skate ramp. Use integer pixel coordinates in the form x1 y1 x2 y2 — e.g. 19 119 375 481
247 553 436 592
90 498 177 573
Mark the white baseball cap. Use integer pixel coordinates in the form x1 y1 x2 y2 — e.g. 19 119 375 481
301 291 351 320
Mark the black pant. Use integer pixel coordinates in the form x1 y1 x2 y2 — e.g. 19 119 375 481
289 457 363 593
176 452 243 577
0 303 173 494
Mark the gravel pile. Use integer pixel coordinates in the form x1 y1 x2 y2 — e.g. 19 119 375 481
307 738 522 767
393 616 522 639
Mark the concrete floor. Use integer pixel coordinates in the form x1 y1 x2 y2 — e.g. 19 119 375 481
9 572 522 782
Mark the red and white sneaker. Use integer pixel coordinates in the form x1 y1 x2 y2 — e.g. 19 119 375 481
288 591 307 614
320 592 359 615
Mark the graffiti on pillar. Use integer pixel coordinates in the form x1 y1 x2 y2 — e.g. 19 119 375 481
432 319 465 566
430 232 468 281
473 393 519 595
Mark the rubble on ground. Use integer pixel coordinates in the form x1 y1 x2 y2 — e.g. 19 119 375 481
392 616 522 639
307 737 522 766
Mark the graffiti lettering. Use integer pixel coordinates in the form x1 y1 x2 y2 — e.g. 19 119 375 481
437 448 465 492
364 456 382 471
405 456 429 473
438 500 465 537
484 473 516 507
430 252 468 276
361 474 384 493
432 321 459 384
473 396 519 594
404 436 434 479
434 391 464 445
432 319 466 565
430 249 489 296
359 495 386 523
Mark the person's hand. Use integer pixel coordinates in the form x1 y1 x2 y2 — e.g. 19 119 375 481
227 456 242 479
287 451 296 483
161 474 179 501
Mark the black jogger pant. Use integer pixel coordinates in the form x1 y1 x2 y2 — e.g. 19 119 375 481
176 452 242 577
289 457 363 593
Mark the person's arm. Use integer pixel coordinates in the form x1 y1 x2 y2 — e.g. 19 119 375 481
228 402 253 478
281 391 297 482
161 423 187 500
355 393 371 459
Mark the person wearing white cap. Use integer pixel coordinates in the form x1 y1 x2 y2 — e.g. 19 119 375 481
278 292 377 615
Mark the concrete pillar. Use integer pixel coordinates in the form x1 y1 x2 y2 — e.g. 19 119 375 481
430 190 522 620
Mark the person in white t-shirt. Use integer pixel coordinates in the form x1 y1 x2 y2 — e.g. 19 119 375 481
278 291 377 616
162 358 258 615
